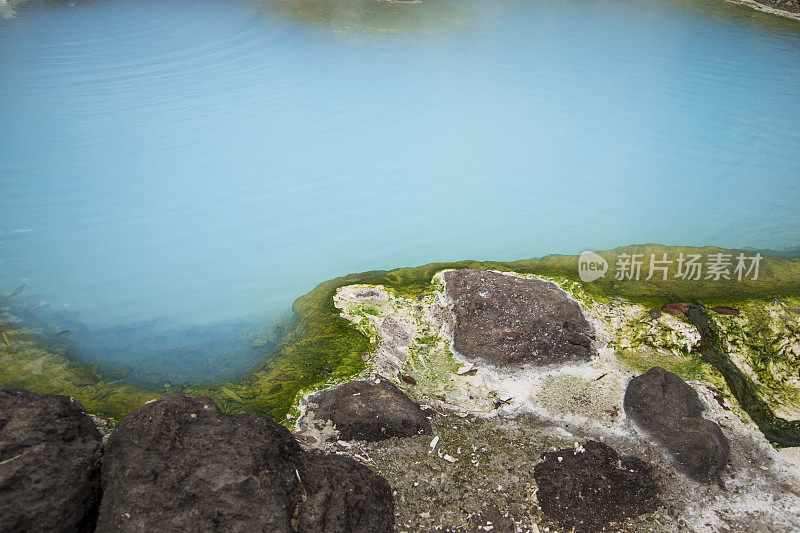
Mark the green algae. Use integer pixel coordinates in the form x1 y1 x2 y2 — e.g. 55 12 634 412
610 293 800 434
2 244 799 430
712 299 800 414
685 304 800 447
614 346 752 422
616 347 718 384
0 321 160 421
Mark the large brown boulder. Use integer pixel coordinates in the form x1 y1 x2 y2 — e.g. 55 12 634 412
624 366 730 482
444 269 594 365
0 388 103 533
96 395 393 532
305 380 431 441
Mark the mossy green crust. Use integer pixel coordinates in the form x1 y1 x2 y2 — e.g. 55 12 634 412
709 301 800 416
686 304 800 447
2 244 799 431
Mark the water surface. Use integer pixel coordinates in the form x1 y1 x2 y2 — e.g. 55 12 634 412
1 0 799 381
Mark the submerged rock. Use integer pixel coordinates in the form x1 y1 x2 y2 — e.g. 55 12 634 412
0 388 103 533
304 379 431 441
444 269 594 365
533 440 659 532
97 395 393 532
624 366 730 482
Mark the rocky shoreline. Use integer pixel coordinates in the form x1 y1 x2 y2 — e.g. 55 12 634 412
727 0 800 21
292 267 800 531
1 388 395 532
3 378 798 532
4 262 800 531
4 247 800 428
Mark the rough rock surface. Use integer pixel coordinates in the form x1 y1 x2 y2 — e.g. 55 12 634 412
329 277 800 531
305 379 431 441
747 0 800 14
624 366 730 482
0 387 103 533
97 395 393 532
297 453 393 531
533 440 659 532
444 269 594 365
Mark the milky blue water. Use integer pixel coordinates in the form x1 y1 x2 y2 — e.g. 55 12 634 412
1 0 799 382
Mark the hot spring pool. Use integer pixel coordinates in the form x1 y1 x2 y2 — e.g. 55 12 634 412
1 0 799 383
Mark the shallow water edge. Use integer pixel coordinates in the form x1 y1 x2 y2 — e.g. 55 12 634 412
2 243 799 441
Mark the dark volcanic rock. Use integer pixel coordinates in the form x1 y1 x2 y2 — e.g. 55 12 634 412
624 366 730 482
307 380 431 441
97 395 393 532
624 365 705 423
298 453 394 532
660 417 730 481
0 388 103 533
533 440 659 532
444 269 594 365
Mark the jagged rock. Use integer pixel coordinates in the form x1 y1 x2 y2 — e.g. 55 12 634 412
0 388 103 533
305 380 431 441
444 269 594 365
533 440 659 532
96 395 393 532
624 366 730 481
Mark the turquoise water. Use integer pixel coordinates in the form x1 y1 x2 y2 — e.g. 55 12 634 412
1 0 799 381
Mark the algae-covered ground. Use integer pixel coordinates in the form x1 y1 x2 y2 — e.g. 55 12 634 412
298 261 800 532
2 244 799 433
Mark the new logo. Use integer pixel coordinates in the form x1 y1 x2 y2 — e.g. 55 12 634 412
578 251 608 282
